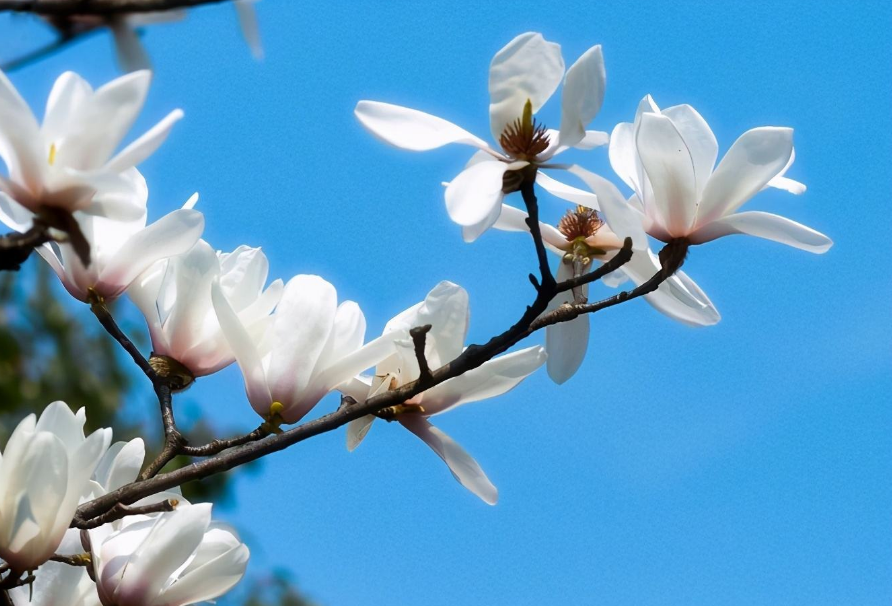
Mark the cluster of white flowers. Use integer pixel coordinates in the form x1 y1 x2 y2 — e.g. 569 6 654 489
0 30 830 605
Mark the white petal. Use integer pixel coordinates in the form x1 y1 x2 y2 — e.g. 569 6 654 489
91 438 145 494
574 130 609 150
558 45 606 150
212 280 272 414
95 208 204 300
489 32 564 142
608 121 642 197
423 346 547 415
567 165 648 249
160 535 249 605
697 127 794 226
635 112 697 237
409 281 469 367
109 19 152 73
765 148 806 194
354 101 490 151
545 262 589 384
399 416 498 505
445 160 514 227
486 202 568 253
41 72 91 144
689 210 832 253
661 104 718 197
346 415 376 452
0 70 42 192
104 109 184 173
536 171 598 209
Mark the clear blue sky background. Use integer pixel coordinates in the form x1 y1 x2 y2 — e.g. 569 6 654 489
2 1 891 604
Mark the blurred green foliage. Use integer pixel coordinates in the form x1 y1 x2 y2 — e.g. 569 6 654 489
0 260 315 606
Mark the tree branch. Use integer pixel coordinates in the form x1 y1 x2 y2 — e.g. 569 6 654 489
89 296 157 381
0 29 99 72
179 425 270 457
409 324 433 383
0 0 230 15
138 381 187 479
520 177 555 291
0 223 52 272
74 498 178 530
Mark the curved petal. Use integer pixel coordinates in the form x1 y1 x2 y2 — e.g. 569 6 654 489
0 70 42 192
160 539 249 605
346 415 376 452
608 121 642 197
460 191 505 243
42 72 91 144
399 416 498 505
689 211 832 253
445 160 514 227
212 280 272 414
354 101 490 151
96 208 204 300
109 19 152 73
536 171 598 209
92 438 145 494
558 45 606 151
423 346 547 416
104 109 184 173
567 165 648 250
489 32 564 142
545 262 589 384
485 202 568 253
636 112 697 237
410 281 469 366
765 148 806 194
697 127 794 226
661 104 717 197
0 190 35 232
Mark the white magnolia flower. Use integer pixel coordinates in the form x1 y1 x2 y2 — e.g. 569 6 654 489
214 274 400 424
341 281 547 505
601 95 832 252
355 32 608 239
129 240 283 378
0 69 182 227
89 503 249 606
9 438 146 606
37 193 204 303
0 401 111 572
486 197 718 383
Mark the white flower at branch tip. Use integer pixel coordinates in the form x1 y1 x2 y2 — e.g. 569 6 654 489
603 95 832 252
0 69 183 227
340 281 547 505
88 503 249 606
0 401 111 573
36 192 204 303
354 31 608 239
214 274 402 425
128 239 283 378
487 181 719 383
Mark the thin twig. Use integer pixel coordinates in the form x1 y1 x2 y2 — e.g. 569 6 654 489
89 296 156 380
520 178 556 291
554 238 633 292
0 0 230 15
48 553 91 567
180 425 269 457
138 382 186 480
0 29 98 72
74 498 178 530
409 324 433 383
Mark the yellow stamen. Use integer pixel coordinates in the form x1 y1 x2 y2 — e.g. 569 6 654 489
48 143 57 166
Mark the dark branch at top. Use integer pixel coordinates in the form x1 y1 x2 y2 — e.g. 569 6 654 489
0 0 229 15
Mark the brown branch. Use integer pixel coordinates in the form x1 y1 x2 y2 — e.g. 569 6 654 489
89 296 157 381
180 425 270 457
48 553 91 567
0 0 230 15
554 238 633 292
0 223 52 272
520 177 555 292
138 382 187 479
74 498 178 530
0 28 99 72
409 324 433 383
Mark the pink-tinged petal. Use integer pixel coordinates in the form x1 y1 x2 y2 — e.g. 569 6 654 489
422 346 546 416
689 211 832 253
354 101 490 151
536 171 598 209
445 160 516 227
212 280 271 415
558 45 606 150
696 127 794 226
489 32 564 142
95 208 204 300
567 165 648 250
661 104 718 197
545 262 589 384
399 416 498 505
635 112 697 237
104 109 184 173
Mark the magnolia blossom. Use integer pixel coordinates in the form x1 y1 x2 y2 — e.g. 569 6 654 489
9 438 146 606
599 95 832 252
341 281 547 505
0 69 182 228
89 503 249 606
129 240 283 378
355 32 608 239
214 274 400 424
0 401 111 572
37 193 204 303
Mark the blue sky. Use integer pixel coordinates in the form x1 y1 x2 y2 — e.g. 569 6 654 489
2 1 891 604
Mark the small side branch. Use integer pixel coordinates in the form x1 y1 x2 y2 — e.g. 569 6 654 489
89 295 157 381
554 237 633 292
410 324 433 383
138 382 187 480
0 0 231 15
180 425 270 457
48 553 91 567
0 223 51 272
74 498 178 530
519 178 555 291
